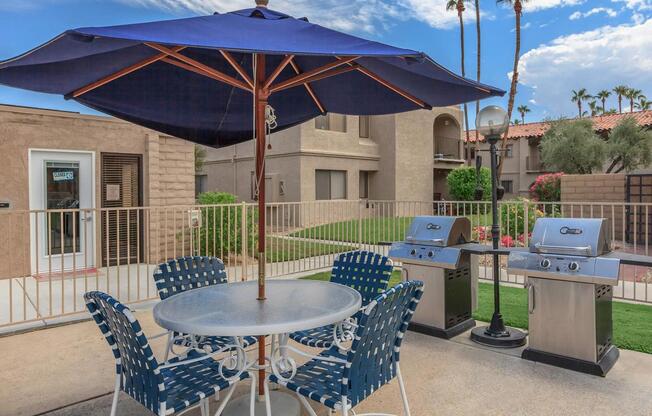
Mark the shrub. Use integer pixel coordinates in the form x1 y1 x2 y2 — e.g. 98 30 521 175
447 166 492 205
196 192 257 257
500 198 543 237
529 172 563 202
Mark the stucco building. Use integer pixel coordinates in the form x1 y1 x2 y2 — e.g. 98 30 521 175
199 107 466 203
0 104 195 277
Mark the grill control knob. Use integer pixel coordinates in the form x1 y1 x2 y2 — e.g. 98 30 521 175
540 258 551 269
427 251 434 258
410 249 417 256
568 261 580 272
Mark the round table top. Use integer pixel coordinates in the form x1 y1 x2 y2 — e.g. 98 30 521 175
153 280 362 337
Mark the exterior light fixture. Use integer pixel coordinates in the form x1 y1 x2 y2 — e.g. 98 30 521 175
470 105 527 349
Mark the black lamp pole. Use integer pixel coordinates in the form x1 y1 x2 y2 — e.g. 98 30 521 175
470 133 527 347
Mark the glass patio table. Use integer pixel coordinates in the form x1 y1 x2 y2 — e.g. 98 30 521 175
153 279 362 415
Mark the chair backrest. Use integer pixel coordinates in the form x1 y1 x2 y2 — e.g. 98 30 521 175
342 280 424 406
84 291 164 414
330 250 393 306
154 256 227 300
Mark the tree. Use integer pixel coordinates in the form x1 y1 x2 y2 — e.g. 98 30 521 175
571 88 591 118
194 145 207 173
596 89 611 113
636 98 651 111
539 119 606 174
613 85 629 113
517 104 530 123
588 100 600 117
625 88 643 113
605 117 652 173
512 118 521 125
496 0 528 180
447 0 472 166
447 166 492 201
474 0 482 149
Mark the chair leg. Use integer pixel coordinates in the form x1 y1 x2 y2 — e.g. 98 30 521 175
213 382 239 416
199 399 207 416
295 393 318 416
110 374 120 416
396 364 411 416
249 374 256 416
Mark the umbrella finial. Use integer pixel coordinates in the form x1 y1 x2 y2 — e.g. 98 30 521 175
255 0 269 8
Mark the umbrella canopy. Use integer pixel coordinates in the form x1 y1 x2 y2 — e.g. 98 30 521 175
0 6 503 147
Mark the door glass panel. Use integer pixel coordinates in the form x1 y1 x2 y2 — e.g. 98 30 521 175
45 161 80 254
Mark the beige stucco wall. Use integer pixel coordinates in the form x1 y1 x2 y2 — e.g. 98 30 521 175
0 105 194 278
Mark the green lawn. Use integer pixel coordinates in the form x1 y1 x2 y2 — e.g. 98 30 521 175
289 214 493 245
301 272 652 354
265 237 355 263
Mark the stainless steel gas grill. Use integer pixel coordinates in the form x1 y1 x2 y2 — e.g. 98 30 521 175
507 217 622 376
389 216 478 339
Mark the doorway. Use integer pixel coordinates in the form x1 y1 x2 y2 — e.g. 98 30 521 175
29 150 95 274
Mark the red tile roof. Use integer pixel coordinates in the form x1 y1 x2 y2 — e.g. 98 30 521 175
466 110 652 142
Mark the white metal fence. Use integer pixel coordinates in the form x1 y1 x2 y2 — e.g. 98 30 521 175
1 199 651 329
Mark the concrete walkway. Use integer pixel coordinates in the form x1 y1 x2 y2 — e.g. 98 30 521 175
2 307 652 416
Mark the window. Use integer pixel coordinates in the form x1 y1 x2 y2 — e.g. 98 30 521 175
501 180 514 194
505 144 514 158
316 170 347 200
359 171 370 199
195 175 207 197
315 114 347 132
359 116 370 138
464 147 476 160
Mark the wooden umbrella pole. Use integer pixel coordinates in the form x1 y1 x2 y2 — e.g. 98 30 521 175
254 52 268 398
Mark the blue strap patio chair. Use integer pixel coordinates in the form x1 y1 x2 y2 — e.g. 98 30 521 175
84 291 249 416
289 250 393 349
153 256 257 357
270 280 424 416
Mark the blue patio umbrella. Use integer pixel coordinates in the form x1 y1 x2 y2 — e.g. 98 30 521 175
0 0 504 398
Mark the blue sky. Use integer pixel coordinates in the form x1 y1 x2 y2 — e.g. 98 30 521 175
0 0 650 127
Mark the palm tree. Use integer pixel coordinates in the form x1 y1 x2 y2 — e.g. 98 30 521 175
517 104 530 123
447 0 472 165
496 0 528 179
625 88 643 112
613 85 629 113
512 119 521 125
636 98 651 111
571 88 591 118
596 90 611 113
474 0 481 147
588 100 600 117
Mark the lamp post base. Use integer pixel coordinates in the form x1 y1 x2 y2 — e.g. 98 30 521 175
470 325 527 348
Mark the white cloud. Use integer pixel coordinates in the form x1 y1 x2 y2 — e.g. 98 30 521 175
520 0 586 12
612 0 652 11
569 7 618 20
518 19 652 117
511 21 532 32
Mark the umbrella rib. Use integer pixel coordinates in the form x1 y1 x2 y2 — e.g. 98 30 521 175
146 43 252 92
270 63 359 93
289 59 325 114
351 63 429 109
263 54 295 90
269 56 359 93
219 50 254 89
69 46 186 98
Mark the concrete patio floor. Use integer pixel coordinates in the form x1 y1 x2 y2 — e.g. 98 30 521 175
2 306 652 416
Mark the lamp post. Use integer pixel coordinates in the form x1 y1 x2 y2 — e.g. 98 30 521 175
470 105 527 348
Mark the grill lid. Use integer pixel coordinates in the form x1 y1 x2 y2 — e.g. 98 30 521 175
529 218 611 257
404 216 470 247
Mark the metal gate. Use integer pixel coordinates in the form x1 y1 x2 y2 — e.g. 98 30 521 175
625 174 652 243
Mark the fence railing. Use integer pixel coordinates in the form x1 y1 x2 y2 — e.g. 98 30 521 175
1 199 651 329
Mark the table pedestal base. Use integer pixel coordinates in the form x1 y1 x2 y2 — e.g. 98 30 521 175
223 391 301 416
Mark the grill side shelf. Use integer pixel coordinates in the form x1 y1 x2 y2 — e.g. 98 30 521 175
604 251 652 267
456 243 525 256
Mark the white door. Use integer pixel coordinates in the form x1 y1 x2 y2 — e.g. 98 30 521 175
30 150 95 274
